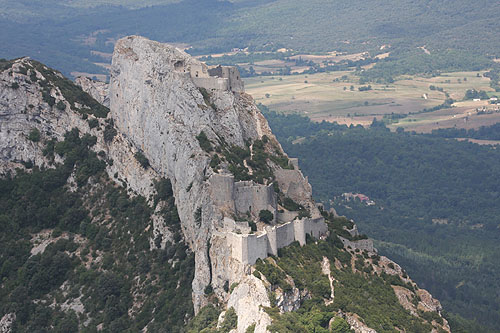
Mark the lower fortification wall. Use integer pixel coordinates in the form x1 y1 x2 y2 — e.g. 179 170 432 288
275 222 295 250
228 217 328 265
339 236 375 253
303 217 328 239
192 77 229 91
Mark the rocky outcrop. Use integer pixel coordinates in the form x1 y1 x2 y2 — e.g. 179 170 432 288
227 275 272 333
109 35 323 312
0 57 170 255
75 77 109 107
0 313 15 333
344 313 377 333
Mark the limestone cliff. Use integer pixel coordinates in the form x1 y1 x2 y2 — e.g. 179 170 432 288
108 36 323 316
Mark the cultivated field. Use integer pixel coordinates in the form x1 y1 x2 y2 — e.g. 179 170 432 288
245 70 499 132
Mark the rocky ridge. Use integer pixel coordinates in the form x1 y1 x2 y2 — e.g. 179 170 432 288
0 37 451 332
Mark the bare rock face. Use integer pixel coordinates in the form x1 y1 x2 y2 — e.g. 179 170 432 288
0 313 15 333
0 57 163 238
75 77 109 107
344 313 377 333
0 59 79 174
227 275 272 333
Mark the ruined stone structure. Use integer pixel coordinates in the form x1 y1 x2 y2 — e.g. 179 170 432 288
171 58 244 92
226 217 328 266
209 173 328 266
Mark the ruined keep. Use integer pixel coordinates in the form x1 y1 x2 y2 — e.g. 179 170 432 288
171 59 244 92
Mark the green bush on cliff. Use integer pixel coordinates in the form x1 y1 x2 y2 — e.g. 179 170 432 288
196 131 213 152
259 209 274 224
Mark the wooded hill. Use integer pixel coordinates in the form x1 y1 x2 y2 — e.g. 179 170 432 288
1 0 499 77
263 108 500 332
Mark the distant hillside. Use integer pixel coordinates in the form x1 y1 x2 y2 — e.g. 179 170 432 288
1 0 499 77
263 109 500 332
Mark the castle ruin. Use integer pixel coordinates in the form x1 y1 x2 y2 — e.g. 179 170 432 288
210 173 329 266
171 59 244 92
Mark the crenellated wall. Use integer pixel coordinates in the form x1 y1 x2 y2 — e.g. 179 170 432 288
227 217 328 265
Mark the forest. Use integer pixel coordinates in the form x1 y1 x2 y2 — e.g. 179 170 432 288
430 122 500 140
0 129 194 331
263 109 500 332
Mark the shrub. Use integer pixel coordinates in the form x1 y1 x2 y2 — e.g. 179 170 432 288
230 282 239 293
199 87 211 105
88 118 99 129
186 305 220 333
219 307 238 333
154 178 173 203
331 317 351 333
204 284 213 295
194 207 202 227
134 151 150 169
11 82 19 89
42 90 56 106
210 154 221 171
196 131 212 152
259 210 274 224
103 125 117 143
28 128 41 142
249 221 257 232
245 323 256 333
56 100 66 111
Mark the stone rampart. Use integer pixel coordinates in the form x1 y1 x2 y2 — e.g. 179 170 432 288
192 77 229 91
210 174 235 212
228 217 328 265
228 232 268 265
303 217 328 240
275 222 296 251
339 236 375 253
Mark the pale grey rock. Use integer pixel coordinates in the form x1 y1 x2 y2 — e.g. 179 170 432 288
0 313 15 333
75 76 110 107
227 275 272 333
275 287 309 313
345 313 377 333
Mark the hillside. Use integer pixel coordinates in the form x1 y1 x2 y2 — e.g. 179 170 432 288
1 0 499 78
0 38 450 332
263 109 500 331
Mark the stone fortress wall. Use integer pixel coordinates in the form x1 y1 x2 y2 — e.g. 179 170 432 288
210 173 329 266
171 59 244 92
227 217 328 266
